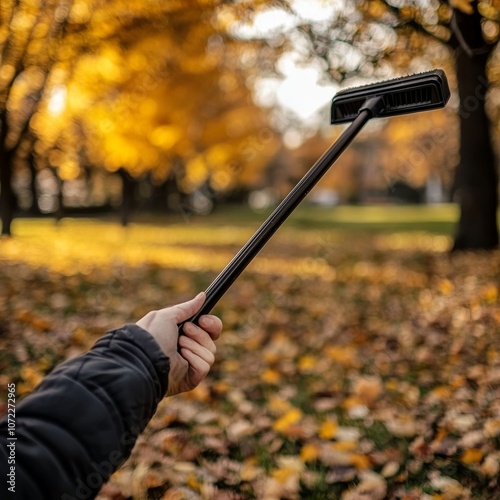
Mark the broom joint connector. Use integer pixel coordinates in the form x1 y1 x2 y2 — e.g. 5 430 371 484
359 95 386 119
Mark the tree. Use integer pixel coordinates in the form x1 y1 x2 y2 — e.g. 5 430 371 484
0 0 73 236
262 0 500 250
0 0 172 235
0 0 280 234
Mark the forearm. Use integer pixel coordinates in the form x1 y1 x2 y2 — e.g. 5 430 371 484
0 324 169 500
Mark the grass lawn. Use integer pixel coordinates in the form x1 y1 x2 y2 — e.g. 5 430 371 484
134 202 459 232
3 203 459 273
2 203 500 499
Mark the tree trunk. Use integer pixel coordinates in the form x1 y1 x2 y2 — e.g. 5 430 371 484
0 151 14 236
28 152 41 215
451 6 498 250
55 173 65 222
0 111 14 236
119 168 136 226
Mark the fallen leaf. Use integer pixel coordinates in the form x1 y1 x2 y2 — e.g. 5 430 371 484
351 375 383 407
318 420 338 440
341 471 387 500
460 448 483 465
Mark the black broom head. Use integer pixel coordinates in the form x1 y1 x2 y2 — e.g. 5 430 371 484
331 69 450 124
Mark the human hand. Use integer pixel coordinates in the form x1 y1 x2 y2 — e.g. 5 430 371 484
136 292 222 397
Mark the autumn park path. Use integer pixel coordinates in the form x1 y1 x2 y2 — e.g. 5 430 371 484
1 205 500 499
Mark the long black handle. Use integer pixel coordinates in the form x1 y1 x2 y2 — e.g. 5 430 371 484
178 105 376 332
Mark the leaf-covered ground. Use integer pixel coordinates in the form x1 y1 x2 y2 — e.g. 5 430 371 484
1 207 500 499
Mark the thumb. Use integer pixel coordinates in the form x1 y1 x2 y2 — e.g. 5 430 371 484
172 292 206 323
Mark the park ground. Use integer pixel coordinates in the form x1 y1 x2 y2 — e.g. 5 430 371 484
1 204 500 499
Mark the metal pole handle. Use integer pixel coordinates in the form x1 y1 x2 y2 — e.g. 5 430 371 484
178 99 384 333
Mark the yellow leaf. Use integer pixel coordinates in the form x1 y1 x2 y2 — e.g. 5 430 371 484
263 351 280 364
450 375 466 389
273 408 303 434
31 316 52 332
435 428 448 442
481 284 498 303
487 348 498 364
318 420 338 440
212 380 230 394
461 448 483 464
269 396 292 415
271 467 295 484
37 355 54 372
350 453 371 470
298 355 317 373
333 441 357 452
437 279 454 295
449 0 474 14
385 379 399 391
430 385 452 401
300 443 320 462
342 396 363 409
240 463 262 482
270 457 304 486
324 345 359 367
20 366 44 390
221 359 240 372
261 368 281 384
184 382 210 402
16 382 34 397
187 474 201 491
72 327 90 346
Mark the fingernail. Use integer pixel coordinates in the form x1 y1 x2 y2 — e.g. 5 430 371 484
200 316 213 328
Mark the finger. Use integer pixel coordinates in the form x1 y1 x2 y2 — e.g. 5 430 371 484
180 348 211 386
179 334 215 365
198 315 223 340
182 322 217 354
172 292 206 323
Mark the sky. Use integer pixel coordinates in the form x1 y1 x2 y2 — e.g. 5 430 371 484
233 1 342 129
253 53 337 123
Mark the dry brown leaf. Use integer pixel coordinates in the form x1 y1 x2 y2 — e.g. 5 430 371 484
341 471 387 500
351 376 383 407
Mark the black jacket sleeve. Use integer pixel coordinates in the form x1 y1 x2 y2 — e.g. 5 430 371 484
0 323 170 500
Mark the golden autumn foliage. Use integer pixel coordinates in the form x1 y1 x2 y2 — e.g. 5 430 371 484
1 0 280 198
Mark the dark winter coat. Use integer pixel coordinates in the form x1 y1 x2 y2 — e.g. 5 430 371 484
0 324 170 499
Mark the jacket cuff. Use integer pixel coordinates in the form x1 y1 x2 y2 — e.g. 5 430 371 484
96 323 170 398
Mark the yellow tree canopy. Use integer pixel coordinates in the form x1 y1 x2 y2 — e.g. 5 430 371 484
1 0 280 194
